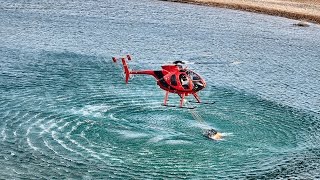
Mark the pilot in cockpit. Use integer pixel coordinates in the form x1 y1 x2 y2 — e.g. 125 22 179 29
180 74 189 89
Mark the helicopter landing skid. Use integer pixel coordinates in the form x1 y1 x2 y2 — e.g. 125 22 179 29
188 101 215 105
161 104 195 109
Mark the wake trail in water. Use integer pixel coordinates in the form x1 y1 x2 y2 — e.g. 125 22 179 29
186 102 212 132
186 101 232 140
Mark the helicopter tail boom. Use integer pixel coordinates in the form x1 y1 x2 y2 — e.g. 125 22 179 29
112 55 158 84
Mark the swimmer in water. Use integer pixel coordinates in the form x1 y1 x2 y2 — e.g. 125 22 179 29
204 129 222 140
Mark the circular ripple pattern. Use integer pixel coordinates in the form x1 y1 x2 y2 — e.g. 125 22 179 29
1 50 319 179
1 0 320 179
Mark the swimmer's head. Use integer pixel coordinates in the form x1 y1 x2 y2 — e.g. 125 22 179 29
206 129 217 136
204 128 222 140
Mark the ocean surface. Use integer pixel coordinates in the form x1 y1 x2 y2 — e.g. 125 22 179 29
1 0 320 179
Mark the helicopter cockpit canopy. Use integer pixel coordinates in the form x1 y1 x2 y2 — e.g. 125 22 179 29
167 68 205 92
186 70 205 91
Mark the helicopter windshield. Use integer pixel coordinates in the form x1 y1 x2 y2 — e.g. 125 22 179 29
186 70 204 91
186 70 201 81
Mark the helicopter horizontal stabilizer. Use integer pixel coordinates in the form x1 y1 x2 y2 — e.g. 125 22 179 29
112 55 131 63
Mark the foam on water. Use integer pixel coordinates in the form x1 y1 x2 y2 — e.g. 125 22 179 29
164 140 192 145
148 135 168 143
70 105 114 118
117 130 149 139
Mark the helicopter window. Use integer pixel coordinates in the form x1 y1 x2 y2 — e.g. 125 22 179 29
170 74 177 86
186 70 201 81
179 74 189 89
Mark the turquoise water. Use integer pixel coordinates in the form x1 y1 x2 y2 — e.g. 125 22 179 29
1 0 320 179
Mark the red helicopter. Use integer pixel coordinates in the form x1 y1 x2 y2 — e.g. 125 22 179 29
112 55 208 108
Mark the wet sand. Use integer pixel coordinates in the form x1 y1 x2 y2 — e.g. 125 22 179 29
161 0 320 24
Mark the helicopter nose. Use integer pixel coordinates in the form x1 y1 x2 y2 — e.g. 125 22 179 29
193 81 205 91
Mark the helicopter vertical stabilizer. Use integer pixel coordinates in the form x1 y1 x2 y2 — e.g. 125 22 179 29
112 55 131 84
121 58 130 84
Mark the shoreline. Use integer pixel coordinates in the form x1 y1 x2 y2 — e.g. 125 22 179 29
160 0 320 24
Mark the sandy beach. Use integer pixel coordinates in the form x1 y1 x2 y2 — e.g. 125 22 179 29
162 0 320 24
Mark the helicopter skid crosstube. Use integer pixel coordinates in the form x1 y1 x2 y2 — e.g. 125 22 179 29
161 104 195 109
